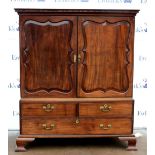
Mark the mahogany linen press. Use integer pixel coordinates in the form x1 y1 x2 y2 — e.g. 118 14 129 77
15 9 139 151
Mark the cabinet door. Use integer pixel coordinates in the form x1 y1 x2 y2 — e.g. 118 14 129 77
20 16 77 97
78 16 135 97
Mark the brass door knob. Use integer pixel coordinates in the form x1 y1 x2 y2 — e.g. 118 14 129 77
73 54 81 63
78 54 81 63
73 54 76 63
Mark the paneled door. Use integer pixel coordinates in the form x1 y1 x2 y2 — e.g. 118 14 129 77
20 16 77 97
77 16 134 97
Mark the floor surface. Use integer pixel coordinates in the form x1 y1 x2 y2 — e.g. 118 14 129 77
8 129 146 155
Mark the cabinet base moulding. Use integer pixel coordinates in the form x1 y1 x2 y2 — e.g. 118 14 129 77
15 135 137 151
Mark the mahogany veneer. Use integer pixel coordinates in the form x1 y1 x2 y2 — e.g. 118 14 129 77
15 9 139 151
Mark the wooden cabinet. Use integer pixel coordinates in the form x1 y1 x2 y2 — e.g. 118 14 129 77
15 9 139 152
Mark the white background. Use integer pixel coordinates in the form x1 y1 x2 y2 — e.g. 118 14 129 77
0 0 155 154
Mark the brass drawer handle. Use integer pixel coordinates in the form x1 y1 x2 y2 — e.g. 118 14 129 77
42 124 55 130
99 124 112 130
100 104 111 112
43 104 54 112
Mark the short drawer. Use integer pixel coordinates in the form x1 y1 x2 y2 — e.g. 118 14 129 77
79 101 133 117
21 103 76 117
21 118 132 135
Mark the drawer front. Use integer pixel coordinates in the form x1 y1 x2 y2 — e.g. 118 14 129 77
79 101 133 117
21 118 132 135
21 103 76 117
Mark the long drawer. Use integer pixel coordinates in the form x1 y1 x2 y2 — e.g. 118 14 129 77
21 102 76 117
21 118 132 135
79 101 133 117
